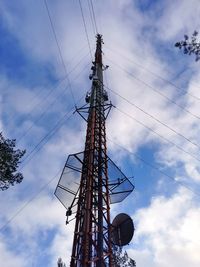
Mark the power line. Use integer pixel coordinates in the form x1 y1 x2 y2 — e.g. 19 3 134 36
6 43 88 129
106 43 200 94
106 56 200 121
19 93 85 171
6 29 88 128
104 84 200 150
17 59 90 144
108 137 200 198
1 143 199 234
2 119 199 232
44 0 76 105
5 76 67 129
105 45 200 99
67 43 89 67
116 107 200 163
78 0 93 60
0 169 64 232
20 112 74 168
87 0 96 36
89 0 98 34
1 93 84 231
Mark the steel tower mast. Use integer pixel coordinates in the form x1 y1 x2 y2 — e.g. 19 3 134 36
55 34 134 267
71 33 112 266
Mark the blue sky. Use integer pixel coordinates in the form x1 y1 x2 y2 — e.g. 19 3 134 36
1 0 200 266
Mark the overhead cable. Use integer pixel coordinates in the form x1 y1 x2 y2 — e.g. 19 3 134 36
19 94 84 171
104 84 200 150
44 0 76 105
20 112 74 168
0 169 63 232
106 56 200 121
17 59 90 143
87 0 96 36
108 137 200 198
105 45 200 101
89 0 98 34
116 107 200 163
78 0 93 60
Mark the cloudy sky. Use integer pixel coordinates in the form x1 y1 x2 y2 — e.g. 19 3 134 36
1 0 200 266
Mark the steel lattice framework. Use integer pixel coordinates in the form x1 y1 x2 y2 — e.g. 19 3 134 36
70 34 112 266
55 34 134 267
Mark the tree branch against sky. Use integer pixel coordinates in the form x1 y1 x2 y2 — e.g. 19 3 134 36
175 31 200 61
0 133 25 191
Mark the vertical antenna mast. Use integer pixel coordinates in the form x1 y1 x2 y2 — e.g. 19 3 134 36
70 33 112 266
55 34 135 267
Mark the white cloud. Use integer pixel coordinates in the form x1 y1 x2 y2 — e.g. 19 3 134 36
1 0 200 266
155 0 200 42
0 238 26 267
131 187 200 267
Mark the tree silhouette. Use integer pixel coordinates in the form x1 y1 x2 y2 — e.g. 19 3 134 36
175 31 200 61
0 133 25 191
113 245 136 266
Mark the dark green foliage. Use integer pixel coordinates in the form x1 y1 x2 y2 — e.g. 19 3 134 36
175 31 200 61
113 245 136 266
0 133 25 191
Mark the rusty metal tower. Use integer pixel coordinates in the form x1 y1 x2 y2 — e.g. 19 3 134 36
55 34 134 267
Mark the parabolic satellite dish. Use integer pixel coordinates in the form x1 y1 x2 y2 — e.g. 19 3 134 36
111 213 134 246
